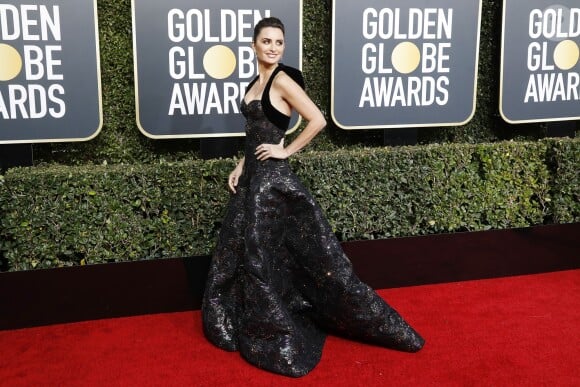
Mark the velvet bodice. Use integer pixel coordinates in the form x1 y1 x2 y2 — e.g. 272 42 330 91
243 64 305 130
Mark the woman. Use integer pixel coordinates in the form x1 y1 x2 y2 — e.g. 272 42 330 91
202 17 424 377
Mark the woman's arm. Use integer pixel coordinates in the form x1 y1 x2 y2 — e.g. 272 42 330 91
255 72 326 161
228 157 245 193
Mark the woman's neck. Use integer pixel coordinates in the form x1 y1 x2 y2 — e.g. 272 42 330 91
257 62 280 84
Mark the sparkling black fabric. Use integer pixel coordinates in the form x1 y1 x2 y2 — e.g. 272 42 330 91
202 75 424 377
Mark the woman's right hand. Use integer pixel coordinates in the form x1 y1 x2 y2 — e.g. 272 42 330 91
228 169 241 193
228 158 245 193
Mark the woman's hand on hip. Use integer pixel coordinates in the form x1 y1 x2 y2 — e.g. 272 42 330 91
255 139 288 161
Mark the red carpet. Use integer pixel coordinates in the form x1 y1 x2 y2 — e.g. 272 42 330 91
1 270 578 386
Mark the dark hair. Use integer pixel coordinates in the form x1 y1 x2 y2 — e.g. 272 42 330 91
252 17 285 42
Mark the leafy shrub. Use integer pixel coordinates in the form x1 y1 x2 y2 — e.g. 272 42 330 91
2 138 577 272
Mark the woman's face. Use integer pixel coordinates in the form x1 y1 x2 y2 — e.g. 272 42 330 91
253 27 285 66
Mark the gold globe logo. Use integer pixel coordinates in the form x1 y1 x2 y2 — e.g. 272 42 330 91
553 39 579 71
0 44 23 81
203 45 237 80
391 41 421 74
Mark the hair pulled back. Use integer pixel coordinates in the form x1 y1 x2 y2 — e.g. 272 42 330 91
252 17 285 42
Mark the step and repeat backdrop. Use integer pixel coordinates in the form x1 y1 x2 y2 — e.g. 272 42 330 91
331 0 482 129
0 0 578 143
0 0 102 143
132 0 302 138
500 0 580 123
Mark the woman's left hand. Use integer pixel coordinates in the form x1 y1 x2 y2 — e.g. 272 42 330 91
255 139 288 161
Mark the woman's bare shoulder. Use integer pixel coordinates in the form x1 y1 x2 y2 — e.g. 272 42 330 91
275 65 305 90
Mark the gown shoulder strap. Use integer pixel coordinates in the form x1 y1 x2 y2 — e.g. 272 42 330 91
262 64 305 130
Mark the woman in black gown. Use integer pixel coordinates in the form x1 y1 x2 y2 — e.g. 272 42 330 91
202 17 424 377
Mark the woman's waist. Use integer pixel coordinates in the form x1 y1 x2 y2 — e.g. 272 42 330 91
243 155 289 172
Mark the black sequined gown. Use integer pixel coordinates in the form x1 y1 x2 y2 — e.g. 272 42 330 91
202 65 424 377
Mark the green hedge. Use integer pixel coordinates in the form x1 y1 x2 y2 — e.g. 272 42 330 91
549 139 580 223
1 138 577 271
